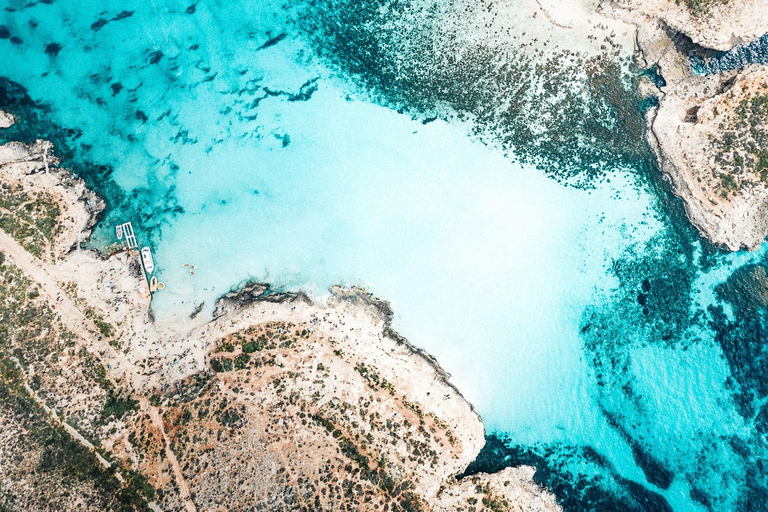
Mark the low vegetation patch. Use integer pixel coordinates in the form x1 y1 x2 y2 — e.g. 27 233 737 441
0 183 62 259
679 0 728 16
713 93 768 196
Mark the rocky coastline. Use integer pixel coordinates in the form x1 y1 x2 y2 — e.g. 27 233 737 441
0 110 14 129
0 125 559 511
603 0 768 250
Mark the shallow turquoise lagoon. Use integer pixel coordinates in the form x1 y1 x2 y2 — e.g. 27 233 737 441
1 0 768 510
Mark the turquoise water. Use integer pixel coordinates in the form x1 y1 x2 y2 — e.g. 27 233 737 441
2 1 768 510
691 32 768 74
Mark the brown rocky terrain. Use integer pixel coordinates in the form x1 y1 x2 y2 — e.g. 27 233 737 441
0 128 559 511
607 0 768 51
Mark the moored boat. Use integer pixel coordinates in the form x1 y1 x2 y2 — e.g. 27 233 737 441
141 246 154 274
149 276 157 292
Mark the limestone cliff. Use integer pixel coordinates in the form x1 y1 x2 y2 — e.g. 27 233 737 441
604 0 768 250
608 0 768 51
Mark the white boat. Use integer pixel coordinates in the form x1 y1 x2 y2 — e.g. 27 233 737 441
116 224 123 240
149 276 157 292
141 246 154 274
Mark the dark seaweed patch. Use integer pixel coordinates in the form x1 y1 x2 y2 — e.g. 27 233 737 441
590 229 699 350
110 82 123 96
287 78 318 102
91 18 108 31
172 129 197 145
10 36 22 45
246 77 320 113
464 434 672 512
186 4 196 14
91 11 134 31
603 410 674 490
44 42 61 56
147 50 164 65
274 133 291 147
289 0 649 188
113 10 134 21
621 479 672 512
0 25 10 39
689 487 713 510
257 32 287 50
710 263 768 422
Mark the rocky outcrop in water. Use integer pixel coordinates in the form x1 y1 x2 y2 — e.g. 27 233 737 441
605 0 768 250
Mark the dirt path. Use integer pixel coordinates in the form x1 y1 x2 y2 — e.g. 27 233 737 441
0 228 138 386
6 355 120 477
144 398 197 512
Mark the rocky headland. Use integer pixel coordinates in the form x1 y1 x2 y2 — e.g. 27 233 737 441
603 0 768 250
0 127 559 511
0 110 14 129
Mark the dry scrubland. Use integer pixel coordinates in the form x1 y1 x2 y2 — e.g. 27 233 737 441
0 130 558 511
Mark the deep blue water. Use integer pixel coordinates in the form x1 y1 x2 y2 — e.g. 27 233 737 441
691 32 768 74
1 1 768 511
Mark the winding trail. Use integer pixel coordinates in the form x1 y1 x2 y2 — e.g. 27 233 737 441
0 227 173 509
143 398 198 512
0 228 138 386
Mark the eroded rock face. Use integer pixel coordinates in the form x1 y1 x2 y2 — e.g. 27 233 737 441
605 0 768 250
648 65 768 250
607 0 768 51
